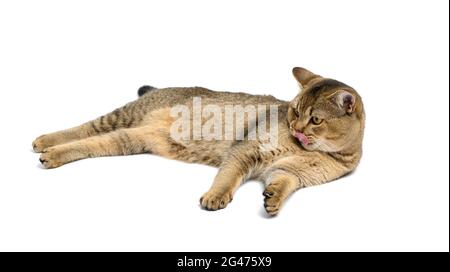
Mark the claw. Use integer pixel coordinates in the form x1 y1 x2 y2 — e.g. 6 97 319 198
263 190 274 197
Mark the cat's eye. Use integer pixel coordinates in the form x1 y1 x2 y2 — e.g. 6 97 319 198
311 116 323 125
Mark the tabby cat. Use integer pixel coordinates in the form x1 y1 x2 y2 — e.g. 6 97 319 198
32 67 365 215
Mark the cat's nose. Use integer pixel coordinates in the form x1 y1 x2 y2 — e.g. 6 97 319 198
293 121 305 132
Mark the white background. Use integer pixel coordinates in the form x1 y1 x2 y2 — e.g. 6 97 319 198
0 0 448 252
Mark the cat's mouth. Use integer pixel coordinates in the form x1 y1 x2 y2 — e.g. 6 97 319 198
294 131 313 146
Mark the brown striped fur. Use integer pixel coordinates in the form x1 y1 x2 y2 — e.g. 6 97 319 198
32 67 365 216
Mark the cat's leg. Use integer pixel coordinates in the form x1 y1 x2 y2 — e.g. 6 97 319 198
33 121 99 153
263 170 300 216
39 126 168 168
263 154 346 215
33 101 146 152
200 160 247 211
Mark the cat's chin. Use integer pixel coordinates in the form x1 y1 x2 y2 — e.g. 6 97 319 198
299 141 316 151
303 146 315 151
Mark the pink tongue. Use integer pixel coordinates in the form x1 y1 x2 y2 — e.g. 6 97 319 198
295 131 309 145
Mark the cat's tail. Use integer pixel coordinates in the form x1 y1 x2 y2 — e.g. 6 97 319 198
137 85 157 97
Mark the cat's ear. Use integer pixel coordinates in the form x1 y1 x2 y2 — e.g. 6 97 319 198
333 90 356 114
292 67 321 90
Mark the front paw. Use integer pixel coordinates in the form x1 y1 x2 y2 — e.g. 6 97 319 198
39 146 70 169
200 190 233 211
33 134 55 153
263 186 284 216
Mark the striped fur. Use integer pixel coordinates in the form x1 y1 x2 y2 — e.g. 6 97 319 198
32 67 365 216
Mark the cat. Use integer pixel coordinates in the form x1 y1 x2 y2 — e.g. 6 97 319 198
32 67 365 216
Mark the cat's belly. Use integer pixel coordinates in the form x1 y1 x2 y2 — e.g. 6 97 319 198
138 107 234 166
137 96 290 168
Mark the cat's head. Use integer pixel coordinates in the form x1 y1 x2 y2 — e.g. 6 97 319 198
287 67 365 153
